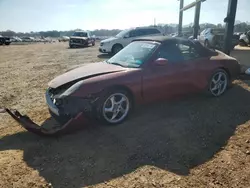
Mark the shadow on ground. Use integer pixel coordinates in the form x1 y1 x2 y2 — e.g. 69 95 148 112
1 85 250 188
97 53 112 59
67 45 94 49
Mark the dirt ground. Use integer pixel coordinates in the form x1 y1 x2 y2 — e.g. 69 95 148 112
0 42 250 188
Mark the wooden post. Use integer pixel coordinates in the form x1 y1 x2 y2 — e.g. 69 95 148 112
193 0 201 39
178 0 184 35
223 0 238 55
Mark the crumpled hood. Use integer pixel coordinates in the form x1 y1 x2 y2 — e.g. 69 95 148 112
101 37 118 43
48 62 126 88
70 36 88 40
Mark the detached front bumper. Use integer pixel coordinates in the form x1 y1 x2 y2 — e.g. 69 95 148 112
0 90 98 136
0 108 88 136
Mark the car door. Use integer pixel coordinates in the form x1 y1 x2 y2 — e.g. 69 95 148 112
142 41 206 103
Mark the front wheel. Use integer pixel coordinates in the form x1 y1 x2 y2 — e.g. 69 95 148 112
97 89 132 125
206 69 229 97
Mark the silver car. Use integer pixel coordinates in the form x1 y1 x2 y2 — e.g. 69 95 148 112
198 28 239 50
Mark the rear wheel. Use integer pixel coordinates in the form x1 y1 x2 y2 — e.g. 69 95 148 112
206 69 229 97
5 42 10 45
96 89 132 125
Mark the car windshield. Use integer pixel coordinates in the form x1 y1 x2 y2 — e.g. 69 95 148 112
115 29 130 38
72 32 88 37
106 41 159 68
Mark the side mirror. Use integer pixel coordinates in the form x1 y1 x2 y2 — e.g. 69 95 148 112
153 58 168 66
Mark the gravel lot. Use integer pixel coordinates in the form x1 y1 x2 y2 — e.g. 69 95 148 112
0 42 250 188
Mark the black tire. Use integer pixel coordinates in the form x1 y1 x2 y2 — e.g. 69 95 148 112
112 44 123 55
239 39 247 46
205 69 229 97
5 42 10 45
69 44 73 48
204 40 210 48
92 41 95 46
96 89 132 125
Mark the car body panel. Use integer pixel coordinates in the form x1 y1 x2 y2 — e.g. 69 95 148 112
69 69 144 104
48 62 127 88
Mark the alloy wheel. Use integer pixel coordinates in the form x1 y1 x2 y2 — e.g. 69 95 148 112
209 71 228 96
102 93 130 124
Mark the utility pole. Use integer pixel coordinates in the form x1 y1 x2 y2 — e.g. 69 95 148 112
179 0 205 38
193 0 201 39
178 0 184 35
223 0 237 55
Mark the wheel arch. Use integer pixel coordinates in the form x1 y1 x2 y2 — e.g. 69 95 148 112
111 43 123 52
218 67 231 80
103 84 135 106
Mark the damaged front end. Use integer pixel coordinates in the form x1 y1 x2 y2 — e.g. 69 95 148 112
0 108 88 136
1 81 100 136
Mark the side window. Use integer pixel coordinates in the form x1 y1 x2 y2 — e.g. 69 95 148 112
140 29 150 36
156 43 184 62
129 29 144 37
151 29 161 34
144 28 161 35
177 43 201 60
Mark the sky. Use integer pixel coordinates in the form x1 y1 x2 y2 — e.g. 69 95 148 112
0 0 249 32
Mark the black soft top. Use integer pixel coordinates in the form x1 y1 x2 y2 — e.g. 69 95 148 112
133 36 218 57
132 36 188 44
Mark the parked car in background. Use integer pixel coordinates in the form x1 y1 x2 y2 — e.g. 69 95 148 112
99 27 164 54
69 31 95 48
21 37 35 42
0 35 11 45
239 31 250 46
198 28 239 50
10 36 22 42
58 36 70 42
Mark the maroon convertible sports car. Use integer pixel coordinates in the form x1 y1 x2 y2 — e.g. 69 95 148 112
1 36 241 135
